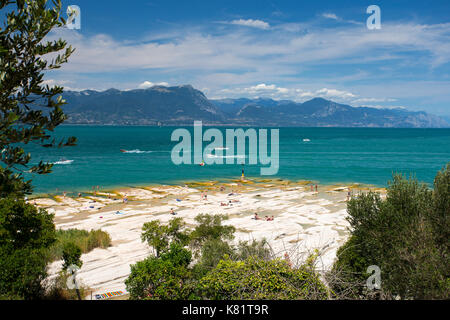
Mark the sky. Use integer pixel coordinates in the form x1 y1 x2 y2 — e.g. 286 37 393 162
37 0 450 116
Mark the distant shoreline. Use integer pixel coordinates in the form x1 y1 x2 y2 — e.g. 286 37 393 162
30 177 382 198
60 124 450 129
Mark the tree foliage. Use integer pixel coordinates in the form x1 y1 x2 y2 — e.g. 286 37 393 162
198 255 328 300
0 197 56 299
125 243 194 300
129 213 328 300
0 0 75 300
0 0 76 197
330 163 450 299
61 242 82 270
189 214 235 250
141 217 190 257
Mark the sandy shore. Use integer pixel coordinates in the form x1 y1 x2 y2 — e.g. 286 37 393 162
35 178 385 299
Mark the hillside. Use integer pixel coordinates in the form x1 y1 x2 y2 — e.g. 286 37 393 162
62 85 449 128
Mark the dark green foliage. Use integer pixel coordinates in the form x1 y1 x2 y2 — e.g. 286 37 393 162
0 0 78 300
192 239 234 279
141 217 190 257
198 255 328 300
0 0 76 196
128 214 328 300
62 242 82 270
0 197 56 299
0 197 56 250
0 246 50 299
189 214 235 250
234 239 272 261
125 243 194 300
330 163 450 299
431 163 450 250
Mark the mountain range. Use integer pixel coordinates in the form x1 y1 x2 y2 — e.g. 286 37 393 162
62 85 449 128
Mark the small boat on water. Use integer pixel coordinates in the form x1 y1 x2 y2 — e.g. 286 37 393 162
303 139 311 142
120 149 127 153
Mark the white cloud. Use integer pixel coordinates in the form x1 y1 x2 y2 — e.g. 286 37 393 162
137 81 169 89
322 13 338 20
352 97 397 103
316 88 356 99
218 84 361 102
229 19 270 30
48 21 450 76
359 105 407 110
45 20 450 114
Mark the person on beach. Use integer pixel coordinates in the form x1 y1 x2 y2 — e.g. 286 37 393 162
78 192 82 198
347 188 352 201
284 253 292 268
315 184 318 192
123 195 128 203
254 213 261 220
310 185 313 192
170 208 177 215
63 191 66 198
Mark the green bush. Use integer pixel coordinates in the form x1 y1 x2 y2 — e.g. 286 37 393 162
62 242 82 270
0 197 56 299
192 239 234 279
141 218 190 257
44 271 91 300
189 214 235 251
125 243 195 300
128 214 328 300
198 255 328 300
330 163 450 299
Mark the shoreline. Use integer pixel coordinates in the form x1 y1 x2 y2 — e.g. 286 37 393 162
35 178 386 299
30 176 384 199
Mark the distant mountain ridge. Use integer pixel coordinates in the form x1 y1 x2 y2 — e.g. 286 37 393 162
62 85 449 128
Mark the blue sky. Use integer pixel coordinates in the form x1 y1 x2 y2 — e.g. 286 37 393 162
41 0 450 116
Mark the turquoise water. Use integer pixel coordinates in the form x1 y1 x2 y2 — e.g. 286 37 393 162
22 126 450 195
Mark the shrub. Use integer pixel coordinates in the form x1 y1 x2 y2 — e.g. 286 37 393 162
0 197 56 299
141 218 190 257
189 214 235 251
43 271 91 300
330 163 450 299
125 243 194 300
198 255 328 300
62 242 82 270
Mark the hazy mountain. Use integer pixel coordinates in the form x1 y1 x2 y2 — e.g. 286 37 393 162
63 85 225 125
213 97 449 127
62 85 449 128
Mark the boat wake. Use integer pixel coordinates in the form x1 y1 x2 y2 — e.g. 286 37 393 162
53 160 74 165
120 149 153 154
206 154 246 159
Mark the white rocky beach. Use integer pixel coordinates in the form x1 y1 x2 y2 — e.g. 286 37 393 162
34 179 385 299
